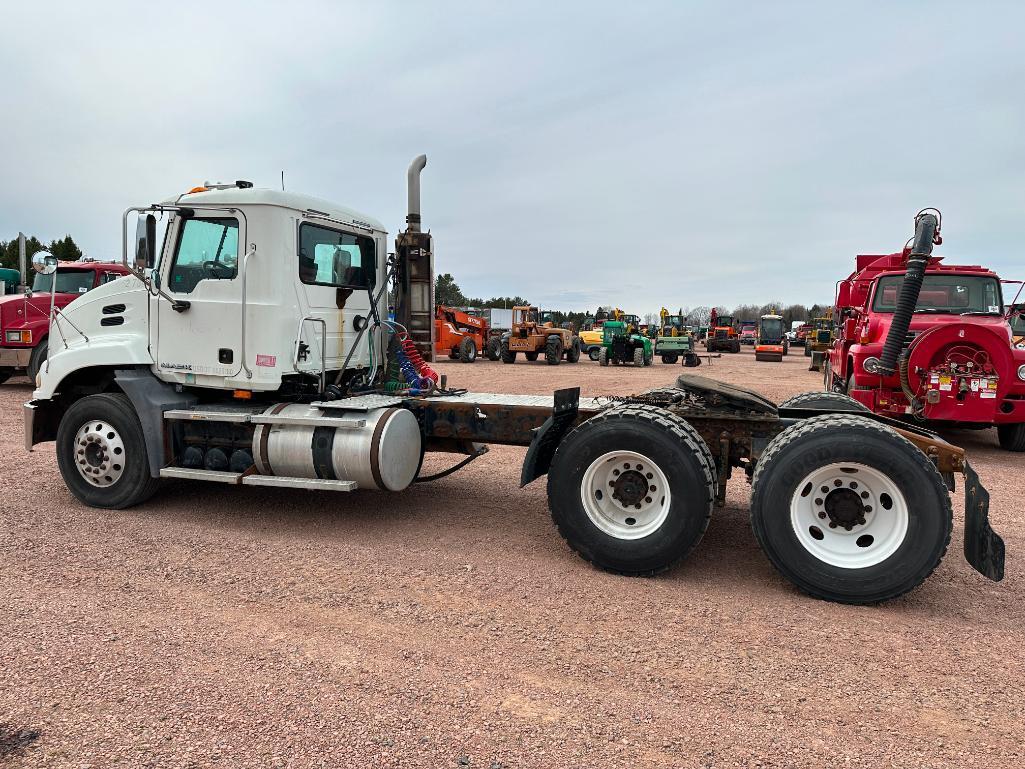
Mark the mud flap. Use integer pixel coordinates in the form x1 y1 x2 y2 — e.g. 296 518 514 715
519 387 580 487
963 462 1004 581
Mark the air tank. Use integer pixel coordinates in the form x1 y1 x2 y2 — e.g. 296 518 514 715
252 405 422 491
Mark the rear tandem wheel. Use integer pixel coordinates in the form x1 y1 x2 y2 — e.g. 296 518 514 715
546 404 716 575
750 414 952 604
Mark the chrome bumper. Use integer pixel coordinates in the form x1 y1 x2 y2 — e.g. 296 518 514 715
0 346 32 368
24 402 36 452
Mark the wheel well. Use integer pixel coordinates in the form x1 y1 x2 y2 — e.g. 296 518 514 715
30 366 126 444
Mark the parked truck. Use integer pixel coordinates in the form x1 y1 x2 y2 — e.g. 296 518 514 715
21 165 1003 604
0 259 131 384
826 210 1025 452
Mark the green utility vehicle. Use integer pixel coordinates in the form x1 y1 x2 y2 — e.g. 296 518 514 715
598 320 652 366
655 310 701 366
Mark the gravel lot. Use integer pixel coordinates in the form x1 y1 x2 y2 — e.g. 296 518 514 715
2 347 1022 768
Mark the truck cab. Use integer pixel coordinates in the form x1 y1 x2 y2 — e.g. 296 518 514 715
0 260 131 384
828 251 1025 450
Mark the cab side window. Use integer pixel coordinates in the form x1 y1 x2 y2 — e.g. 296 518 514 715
169 217 239 294
298 223 374 289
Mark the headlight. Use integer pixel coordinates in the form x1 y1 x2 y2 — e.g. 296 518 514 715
4 330 31 344
1019 364 1025 381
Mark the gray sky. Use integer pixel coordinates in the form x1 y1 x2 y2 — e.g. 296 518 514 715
2 2 1024 312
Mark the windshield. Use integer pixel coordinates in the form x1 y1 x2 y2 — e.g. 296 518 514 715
32 270 94 295
873 274 1002 314
760 319 783 339
1011 306 1025 335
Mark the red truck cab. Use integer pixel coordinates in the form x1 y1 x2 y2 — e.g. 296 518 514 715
827 251 1025 450
0 260 131 384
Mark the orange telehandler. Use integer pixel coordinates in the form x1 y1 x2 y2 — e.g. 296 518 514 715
434 305 501 362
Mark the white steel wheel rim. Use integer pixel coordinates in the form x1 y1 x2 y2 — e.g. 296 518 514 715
790 461 909 569
72 419 127 487
581 450 671 540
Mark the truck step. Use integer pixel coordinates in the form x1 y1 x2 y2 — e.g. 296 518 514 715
159 467 243 483
158 467 357 492
241 476 357 492
163 409 365 429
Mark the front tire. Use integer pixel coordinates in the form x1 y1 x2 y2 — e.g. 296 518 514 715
997 423 1025 451
547 404 716 575
750 414 952 604
599 347 609 367
545 336 563 365
56 393 160 509
28 340 48 383
778 391 870 413
485 336 501 361
458 336 477 363
660 353 678 365
632 347 644 366
565 337 581 363
500 341 516 364
588 346 601 362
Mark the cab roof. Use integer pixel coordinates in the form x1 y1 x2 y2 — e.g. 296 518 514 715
163 187 387 233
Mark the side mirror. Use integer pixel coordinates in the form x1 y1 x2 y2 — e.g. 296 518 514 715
135 213 157 270
31 250 58 275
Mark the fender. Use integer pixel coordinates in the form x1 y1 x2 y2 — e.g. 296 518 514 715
520 387 580 486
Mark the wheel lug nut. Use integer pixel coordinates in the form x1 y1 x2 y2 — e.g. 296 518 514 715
613 469 620 476
645 472 653 479
649 485 656 492
828 522 837 528
634 503 641 509
818 512 826 519
645 497 652 504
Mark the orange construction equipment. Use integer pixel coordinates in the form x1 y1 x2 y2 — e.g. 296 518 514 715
434 305 500 363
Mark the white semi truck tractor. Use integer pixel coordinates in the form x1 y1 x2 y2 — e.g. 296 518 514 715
23 163 1004 604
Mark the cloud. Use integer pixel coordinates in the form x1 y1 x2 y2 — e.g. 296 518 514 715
2 1 1023 315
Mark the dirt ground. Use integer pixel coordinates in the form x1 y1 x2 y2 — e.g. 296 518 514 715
1 346 1022 768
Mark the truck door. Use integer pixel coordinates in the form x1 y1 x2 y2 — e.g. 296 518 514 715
295 221 377 374
155 214 245 382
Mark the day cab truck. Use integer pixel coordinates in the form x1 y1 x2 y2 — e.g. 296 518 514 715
826 210 1025 452
21 165 1004 604
0 259 131 384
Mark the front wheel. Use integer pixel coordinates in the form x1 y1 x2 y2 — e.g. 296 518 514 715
545 335 563 365
660 353 678 365
565 337 581 363
458 336 477 363
632 347 644 366
599 347 609 367
588 346 601 362
28 340 48 383
997 423 1025 452
547 404 716 575
485 337 501 361
778 391 870 413
56 393 160 509
500 341 516 364
750 414 952 603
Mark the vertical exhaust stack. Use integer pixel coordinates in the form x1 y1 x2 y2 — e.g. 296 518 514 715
394 155 435 361
877 210 940 376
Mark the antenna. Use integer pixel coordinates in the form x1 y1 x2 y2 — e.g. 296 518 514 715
281 171 285 191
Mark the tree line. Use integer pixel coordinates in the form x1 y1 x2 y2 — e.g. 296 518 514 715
435 274 831 329
0 234 85 272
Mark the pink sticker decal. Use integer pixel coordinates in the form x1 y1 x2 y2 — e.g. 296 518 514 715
255 354 276 367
